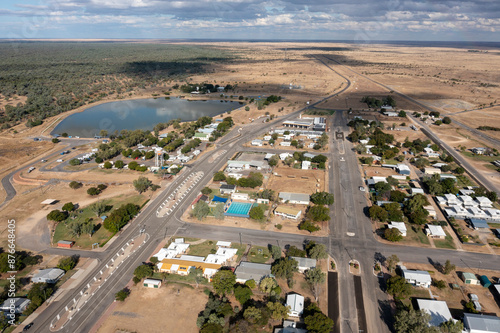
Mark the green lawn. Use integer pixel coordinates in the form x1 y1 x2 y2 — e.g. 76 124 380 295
406 225 431 245
52 194 146 249
462 151 499 163
434 235 456 249
187 240 217 257
231 243 247 262
247 245 271 263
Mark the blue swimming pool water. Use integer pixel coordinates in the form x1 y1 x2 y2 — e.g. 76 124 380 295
225 202 253 217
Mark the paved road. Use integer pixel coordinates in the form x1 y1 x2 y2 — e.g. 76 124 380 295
0 139 96 211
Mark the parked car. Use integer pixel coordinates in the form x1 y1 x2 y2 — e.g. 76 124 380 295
23 322 33 331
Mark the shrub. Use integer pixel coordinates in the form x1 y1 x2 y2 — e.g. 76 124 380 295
87 187 101 196
69 181 83 189
299 220 321 233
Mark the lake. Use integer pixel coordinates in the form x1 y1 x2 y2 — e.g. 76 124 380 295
51 97 242 137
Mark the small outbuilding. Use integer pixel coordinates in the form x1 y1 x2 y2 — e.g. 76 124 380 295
480 275 492 288
462 272 480 285
143 278 162 289
57 240 74 248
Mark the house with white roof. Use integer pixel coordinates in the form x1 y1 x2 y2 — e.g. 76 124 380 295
153 238 190 260
484 208 500 221
302 160 311 170
0 298 31 314
31 268 65 284
251 139 263 146
444 205 470 219
402 269 432 288
468 207 488 219
278 192 310 205
286 294 305 317
388 222 407 237
280 141 291 147
460 195 477 207
444 194 460 206
463 313 500 333
425 225 446 239
476 197 493 209
264 153 275 160
291 257 317 273
416 299 453 327
280 153 293 161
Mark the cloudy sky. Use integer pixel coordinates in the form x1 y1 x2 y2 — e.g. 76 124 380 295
1 0 499 41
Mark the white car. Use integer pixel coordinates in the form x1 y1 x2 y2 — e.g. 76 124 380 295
56 159 63 162
359 186 365 192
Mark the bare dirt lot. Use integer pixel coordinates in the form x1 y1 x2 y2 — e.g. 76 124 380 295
96 283 208 333
267 165 326 194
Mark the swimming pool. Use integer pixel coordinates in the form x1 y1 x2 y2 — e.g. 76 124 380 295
224 202 254 218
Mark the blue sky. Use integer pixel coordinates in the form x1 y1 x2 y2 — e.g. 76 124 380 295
1 0 499 41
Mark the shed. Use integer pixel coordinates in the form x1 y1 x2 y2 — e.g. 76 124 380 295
57 240 74 248
480 275 492 288
143 278 162 288
470 219 489 229
41 199 58 205
462 272 480 285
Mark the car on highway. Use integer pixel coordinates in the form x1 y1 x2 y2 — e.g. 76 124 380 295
359 186 365 191
41 159 47 163
56 159 63 162
23 322 34 331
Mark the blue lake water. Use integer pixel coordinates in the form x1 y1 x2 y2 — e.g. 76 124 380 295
51 97 242 137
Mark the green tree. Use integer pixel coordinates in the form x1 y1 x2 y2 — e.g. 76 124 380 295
57 255 79 271
249 206 264 221
267 301 290 321
234 285 253 305
213 171 226 181
442 117 452 124
271 257 298 280
307 243 328 259
189 267 205 288
46 210 68 222
87 187 101 196
115 288 130 301
387 275 412 300
193 201 210 220
268 154 279 167
213 203 225 220
270 245 282 260
306 205 330 222
114 160 124 168
443 260 456 275
211 270 236 295
259 276 279 295
386 254 400 272
440 319 464 333
133 264 154 280
304 304 334 333
310 192 334 205
62 202 75 212
52 138 60 143
69 158 81 166
243 306 262 323
69 181 83 189
369 205 389 222
103 161 112 169
305 267 326 301
133 176 153 193
90 200 107 217
201 187 212 195
384 228 403 242
394 307 439 333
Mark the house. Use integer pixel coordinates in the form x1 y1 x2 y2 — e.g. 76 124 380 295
425 225 446 239
286 294 305 317
397 164 411 175
264 153 275 160
302 160 311 170
257 198 269 204
383 111 399 117
153 238 190 260
279 153 293 160
471 147 487 155
57 240 74 248
194 132 210 141
263 136 272 141
143 278 162 288
411 188 425 195
235 262 272 283
217 86 225 92
388 222 407 237
461 195 478 207
433 163 448 169
291 256 316 273
31 268 65 284
232 192 249 201
178 155 192 163
423 205 437 218
462 272 480 285
0 298 31 314
476 197 493 209
251 139 263 146
303 153 316 159
426 152 441 158
275 206 302 220
280 141 291 147
402 269 432 288
424 167 441 175
416 299 453 327
440 174 457 181
463 313 500 333
444 194 460 206
158 258 221 280
273 320 307 333
220 184 236 195
278 192 310 205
